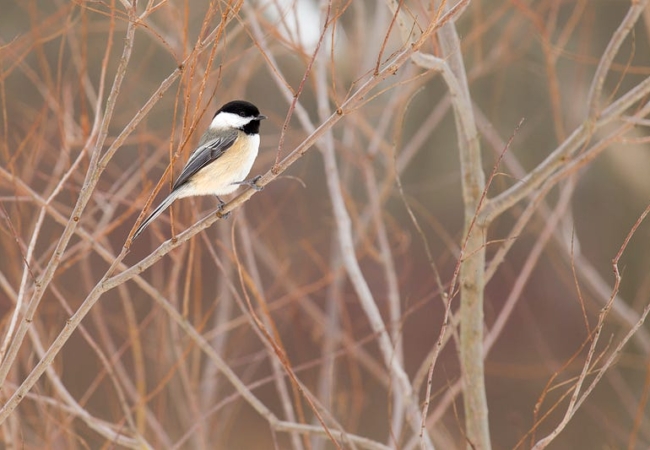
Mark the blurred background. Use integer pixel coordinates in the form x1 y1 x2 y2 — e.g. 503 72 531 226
0 0 649 449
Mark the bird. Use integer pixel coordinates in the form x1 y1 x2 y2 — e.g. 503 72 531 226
132 100 266 240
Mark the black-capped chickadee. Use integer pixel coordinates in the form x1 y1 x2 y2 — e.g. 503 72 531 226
132 100 266 240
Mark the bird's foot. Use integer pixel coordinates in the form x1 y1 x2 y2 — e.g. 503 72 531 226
215 196 231 219
234 175 264 191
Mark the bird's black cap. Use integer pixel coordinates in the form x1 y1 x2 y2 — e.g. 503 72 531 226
216 100 263 119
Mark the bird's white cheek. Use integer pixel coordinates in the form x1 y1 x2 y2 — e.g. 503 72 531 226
210 112 250 129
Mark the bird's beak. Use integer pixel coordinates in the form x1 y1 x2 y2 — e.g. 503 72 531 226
258 114 267 120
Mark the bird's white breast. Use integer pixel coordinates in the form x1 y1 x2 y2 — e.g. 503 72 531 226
182 132 259 197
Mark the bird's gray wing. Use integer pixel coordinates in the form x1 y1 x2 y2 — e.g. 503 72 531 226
171 132 238 191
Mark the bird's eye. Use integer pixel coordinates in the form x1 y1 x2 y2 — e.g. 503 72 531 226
239 111 246 117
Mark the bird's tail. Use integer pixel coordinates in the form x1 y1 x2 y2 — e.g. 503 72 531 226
132 192 179 240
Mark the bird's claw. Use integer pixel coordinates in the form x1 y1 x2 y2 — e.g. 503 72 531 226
216 196 231 219
235 175 264 191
